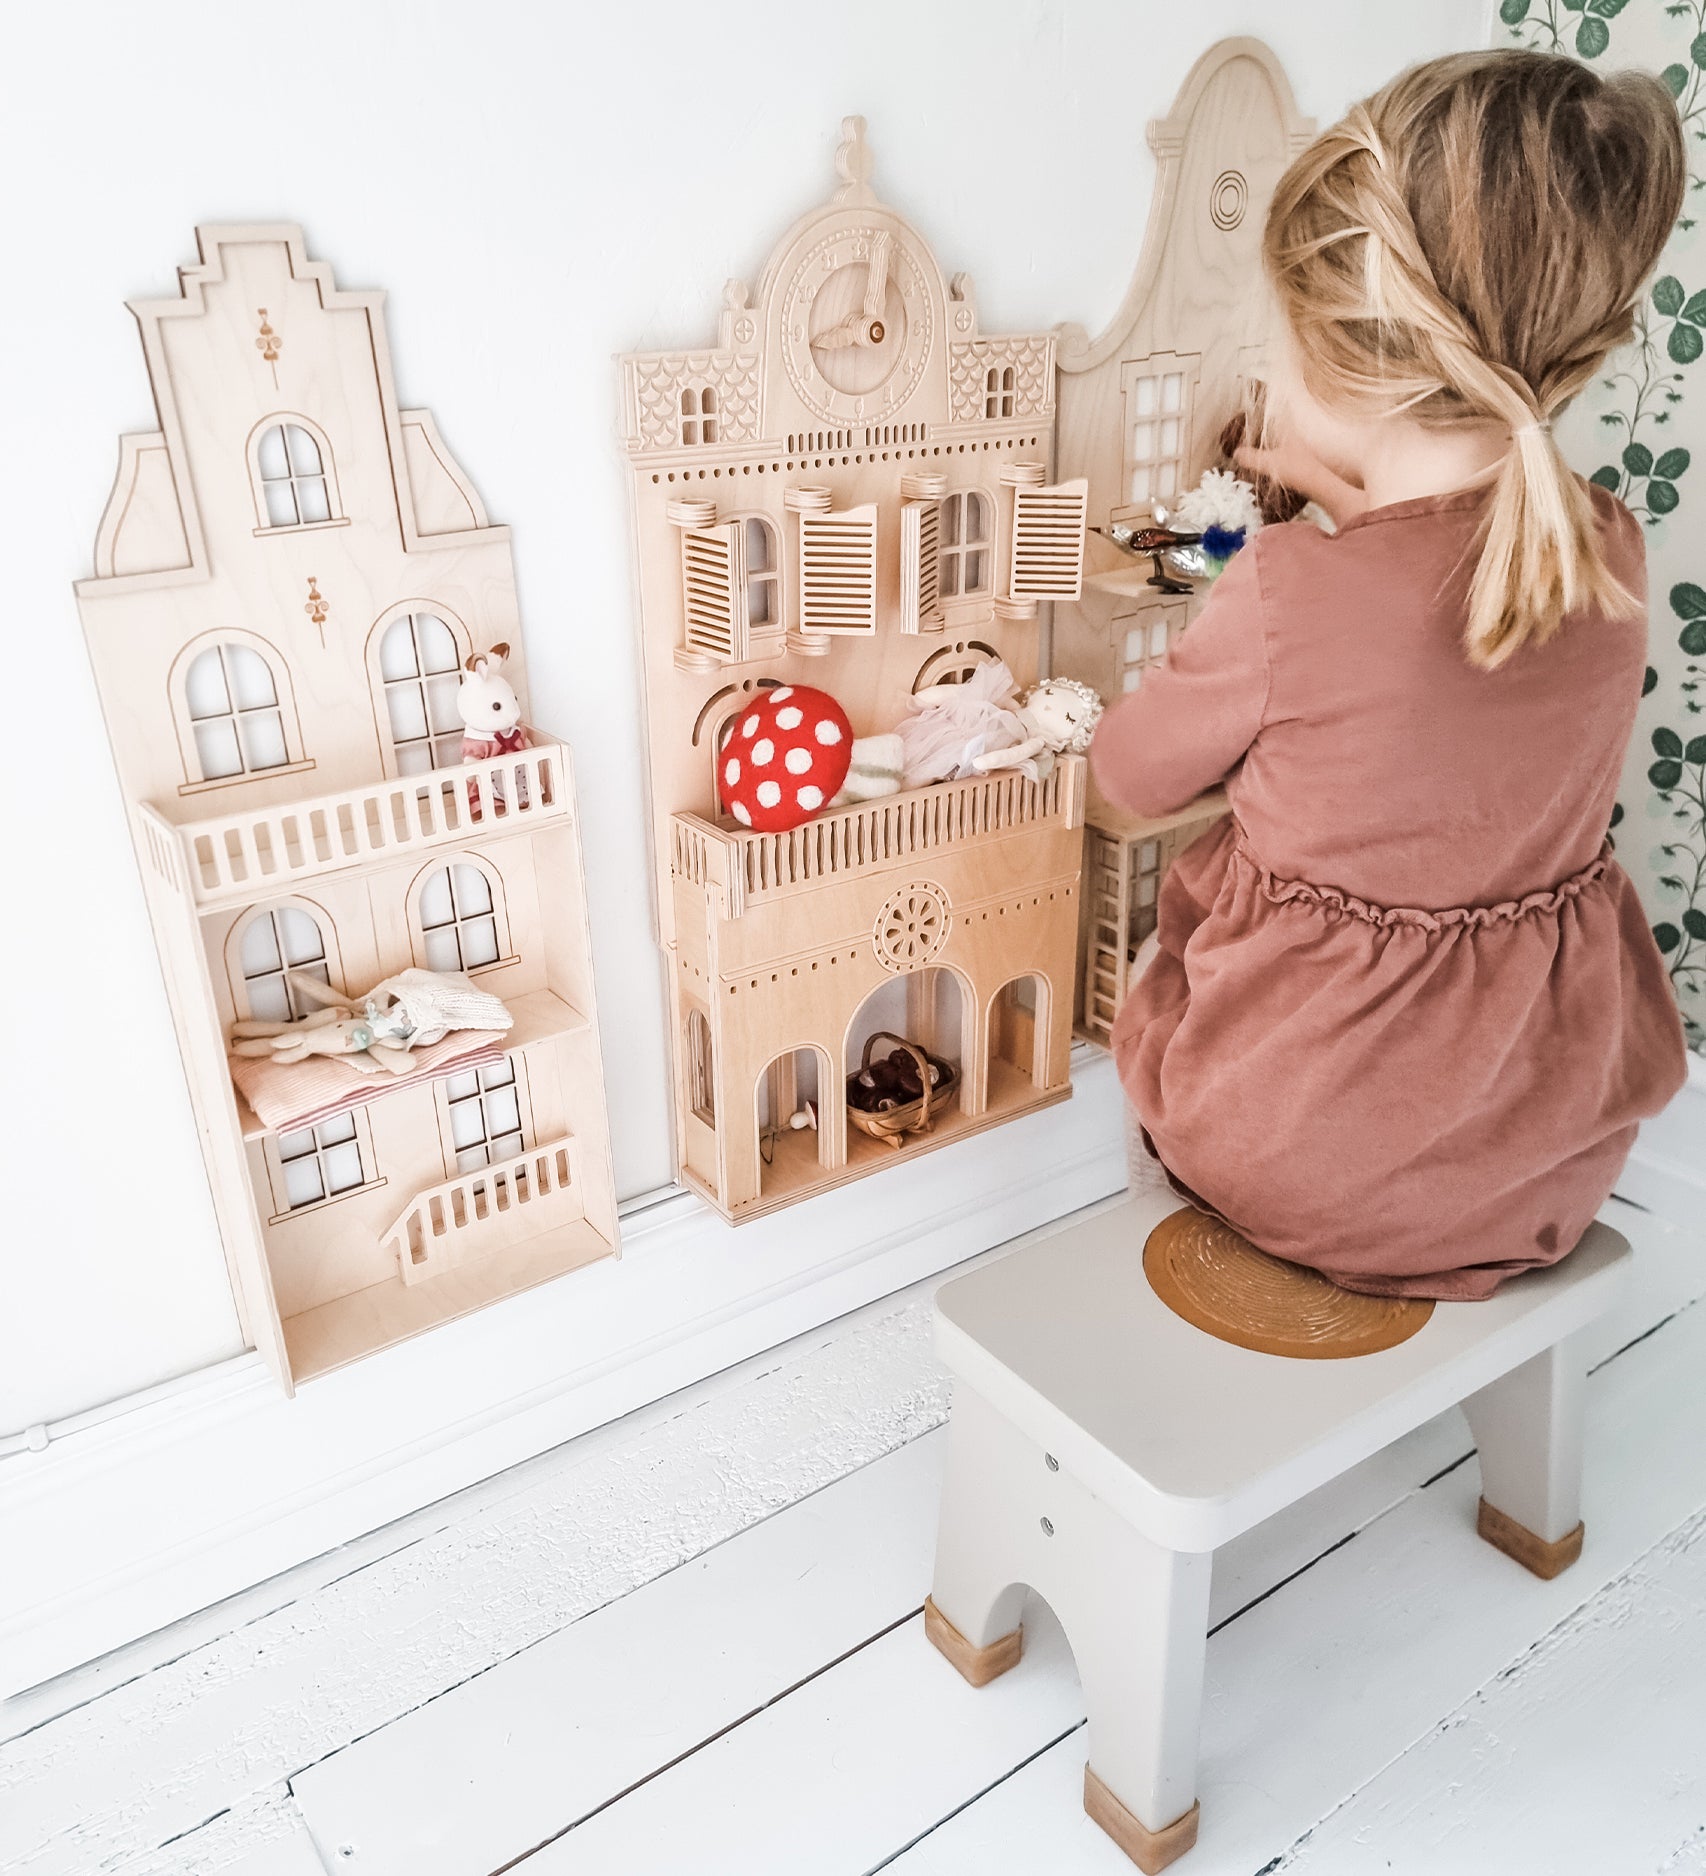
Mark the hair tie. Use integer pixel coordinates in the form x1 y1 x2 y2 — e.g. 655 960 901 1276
1513 417 1551 438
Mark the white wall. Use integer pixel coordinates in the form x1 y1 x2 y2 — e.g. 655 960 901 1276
0 0 1485 1431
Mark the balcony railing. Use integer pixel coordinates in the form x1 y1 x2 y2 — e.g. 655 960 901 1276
382 1135 582 1286
138 738 569 911
670 754 1086 917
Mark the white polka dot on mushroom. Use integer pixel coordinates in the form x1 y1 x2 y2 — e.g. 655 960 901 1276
771 686 793 700
784 747 812 775
814 719 843 745
724 758 740 785
741 715 759 738
751 738 774 766
731 801 752 826
756 780 781 808
797 786 823 811
775 706 803 730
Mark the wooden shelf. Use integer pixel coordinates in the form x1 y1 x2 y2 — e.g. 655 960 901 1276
1083 786 1229 844
234 987 591 1140
282 1214 614 1383
1085 566 1195 601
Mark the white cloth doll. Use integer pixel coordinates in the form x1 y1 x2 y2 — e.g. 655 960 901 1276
897 659 1031 789
966 675 1105 784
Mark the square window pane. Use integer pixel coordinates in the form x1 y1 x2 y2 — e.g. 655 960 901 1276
480 1058 516 1091
966 493 990 544
418 868 454 929
1123 627 1147 663
257 426 289 481
185 648 230 720
285 961 331 1016
460 915 500 969
455 1144 490 1174
942 497 961 548
1138 875 1158 907
430 731 463 768
1156 461 1177 498
246 973 291 1023
1131 422 1155 460
449 1099 486 1150
484 1085 521 1137
451 865 492 916
1122 666 1143 692
279 1127 315 1160
416 614 460 673
238 709 288 772
964 549 986 594
1159 418 1180 453
398 740 435 776
264 480 299 528
283 1155 325 1208
680 419 698 445
380 620 420 681
194 717 243 780
295 475 331 525
940 555 960 599
226 646 276 710
317 1110 358 1147
321 1140 364 1194
1151 621 1171 657
422 926 462 973
1133 376 1159 416
425 674 462 734
444 1070 480 1100
1140 842 1160 867
276 906 325 967
748 578 775 630
1129 467 1151 504
285 425 323 476
491 1131 524 1164
1161 373 1183 412
387 680 429 744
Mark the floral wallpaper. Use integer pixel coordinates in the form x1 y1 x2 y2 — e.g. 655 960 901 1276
1503 0 1706 1047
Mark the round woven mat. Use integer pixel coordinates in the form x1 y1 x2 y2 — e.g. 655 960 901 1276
1143 1208 1433 1359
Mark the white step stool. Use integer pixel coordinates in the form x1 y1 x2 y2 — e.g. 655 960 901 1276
924 1192 1631 1872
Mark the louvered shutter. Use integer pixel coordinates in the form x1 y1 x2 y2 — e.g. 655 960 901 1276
797 503 879 637
1008 475 1089 603
900 499 943 635
674 508 747 667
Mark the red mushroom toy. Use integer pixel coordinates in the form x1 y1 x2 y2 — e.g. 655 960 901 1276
717 685 853 832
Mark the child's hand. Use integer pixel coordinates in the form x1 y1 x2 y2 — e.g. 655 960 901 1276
1234 439 1369 526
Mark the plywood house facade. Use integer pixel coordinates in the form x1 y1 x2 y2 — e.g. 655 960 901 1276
76 226 619 1392
621 122 1090 1222
1052 40 1313 1041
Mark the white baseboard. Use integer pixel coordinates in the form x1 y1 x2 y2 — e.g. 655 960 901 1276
0 1050 1127 1698
1616 1052 1706 1231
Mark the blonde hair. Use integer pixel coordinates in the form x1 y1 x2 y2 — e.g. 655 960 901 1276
1264 50 1685 667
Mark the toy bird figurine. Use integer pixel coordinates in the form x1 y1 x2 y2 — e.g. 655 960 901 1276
1092 521 1203 595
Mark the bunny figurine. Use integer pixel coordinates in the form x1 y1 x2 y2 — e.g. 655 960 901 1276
459 642 530 818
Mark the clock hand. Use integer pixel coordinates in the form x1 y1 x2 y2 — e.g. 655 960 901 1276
862 232 891 325
809 314 866 352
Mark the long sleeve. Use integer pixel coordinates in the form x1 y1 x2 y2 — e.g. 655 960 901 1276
1089 535 1270 817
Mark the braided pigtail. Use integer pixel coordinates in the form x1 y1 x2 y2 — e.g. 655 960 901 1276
1263 52 1684 668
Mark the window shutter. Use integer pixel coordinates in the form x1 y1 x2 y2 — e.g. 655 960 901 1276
788 488 878 638
1001 466 1089 610
670 500 747 669
900 500 943 635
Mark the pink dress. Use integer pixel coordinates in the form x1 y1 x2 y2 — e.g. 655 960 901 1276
1089 484 1688 1299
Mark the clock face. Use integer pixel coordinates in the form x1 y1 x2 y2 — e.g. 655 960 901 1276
782 225 933 424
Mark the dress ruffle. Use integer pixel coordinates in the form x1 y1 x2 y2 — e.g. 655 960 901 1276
1232 831 1613 934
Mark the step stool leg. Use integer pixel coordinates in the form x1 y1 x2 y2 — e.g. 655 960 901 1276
1461 1329 1589 1580
1073 1519 1212 1874
926 1386 1030 1686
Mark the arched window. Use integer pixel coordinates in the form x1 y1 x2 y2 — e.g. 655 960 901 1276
253 420 334 528
685 1008 716 1126
184 642 290 780
743 517 779 632
415 860 508 973
680 385 718 446
238 904 332 1022
939 491 992 600
983 365 1016 420
913 639 1001 693
379 611 464 773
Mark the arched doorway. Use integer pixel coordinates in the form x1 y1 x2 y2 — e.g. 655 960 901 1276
987 972 1050 1106
755 1045 833 1199
843 966 974 1162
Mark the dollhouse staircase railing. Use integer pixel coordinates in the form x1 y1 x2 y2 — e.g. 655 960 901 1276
382 1135 583 1286
1081 825 1129 1045
671 754 1087 918
136 739 569 912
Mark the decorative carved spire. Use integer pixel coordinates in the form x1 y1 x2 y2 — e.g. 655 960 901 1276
833 115 877 206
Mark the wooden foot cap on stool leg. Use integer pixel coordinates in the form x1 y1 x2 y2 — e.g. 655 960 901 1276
922 1596 1022 1687
1084 1768 1200 1873
1477 1497 1585 1580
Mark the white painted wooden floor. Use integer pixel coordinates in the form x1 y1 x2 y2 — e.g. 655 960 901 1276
4 1194 1705 1876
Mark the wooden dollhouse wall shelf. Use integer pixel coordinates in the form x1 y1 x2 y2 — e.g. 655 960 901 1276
621 119 1090 1223
1051 39 1315 1042
76 225 620 1394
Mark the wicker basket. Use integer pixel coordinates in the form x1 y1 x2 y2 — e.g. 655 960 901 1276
846 1031 961 1150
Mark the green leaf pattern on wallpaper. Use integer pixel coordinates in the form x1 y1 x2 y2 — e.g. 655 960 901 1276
1505 0 1706 1045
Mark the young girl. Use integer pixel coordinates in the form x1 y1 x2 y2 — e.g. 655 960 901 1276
1090 49 1690 1300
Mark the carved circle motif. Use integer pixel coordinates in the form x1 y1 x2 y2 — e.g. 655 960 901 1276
873 881 950 973
1143 1208 1433 1359
1210 169 1248 232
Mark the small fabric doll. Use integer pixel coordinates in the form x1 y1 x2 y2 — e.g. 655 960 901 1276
833 731 905 806
229 968 513 1075
969 675 1104 784
897 659 1031 789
